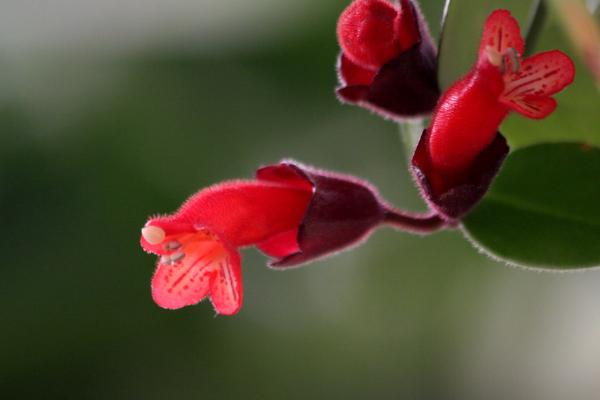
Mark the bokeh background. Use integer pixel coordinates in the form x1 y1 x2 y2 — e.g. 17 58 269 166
2 1 600 399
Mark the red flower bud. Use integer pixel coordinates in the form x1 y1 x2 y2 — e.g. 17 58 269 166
411 9 575 221
336 0 439 120
141 161 445 314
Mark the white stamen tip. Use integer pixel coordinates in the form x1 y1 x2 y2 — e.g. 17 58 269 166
165 241 181 250
142 226 166 245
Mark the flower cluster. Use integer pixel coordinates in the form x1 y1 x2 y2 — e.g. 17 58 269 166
140 3 574 314
412 10 574 220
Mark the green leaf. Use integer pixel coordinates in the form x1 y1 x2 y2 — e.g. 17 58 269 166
437 0 541 90
462 143 600 269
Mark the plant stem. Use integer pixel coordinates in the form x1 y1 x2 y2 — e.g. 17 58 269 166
382 207 449 234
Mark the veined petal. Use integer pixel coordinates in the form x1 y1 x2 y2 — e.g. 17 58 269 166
151 236 228 310
501 50 575 118
478 9 524 60
209 250 243 315
502 96 557 119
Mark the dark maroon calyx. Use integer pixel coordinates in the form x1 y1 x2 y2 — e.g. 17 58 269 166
411 129 509 221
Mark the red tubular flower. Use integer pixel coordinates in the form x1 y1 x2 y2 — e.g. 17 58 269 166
141 161 445 315
336 0 439 120
411 9 575 220
140 180 311 315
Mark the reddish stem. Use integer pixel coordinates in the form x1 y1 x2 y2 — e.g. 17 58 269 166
382 207 449 234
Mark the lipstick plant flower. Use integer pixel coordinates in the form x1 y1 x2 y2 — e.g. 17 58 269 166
141 161 444 314
411 10 575 220
139 6 583 315
336 0 439 120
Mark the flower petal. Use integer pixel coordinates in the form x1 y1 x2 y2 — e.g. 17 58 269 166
140 220 193 255
174 181 311 248
501 50 575 118
337 0 402 69
396 0 421 51
338 53 377 86
479 9 524 58
209 250 243 315
256 229 300 258
256 163 313 191
151 240 225 310
502 96 557 119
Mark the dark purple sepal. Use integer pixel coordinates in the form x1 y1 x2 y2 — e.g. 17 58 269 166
411 129 509 221
336 3 439 120
256 161 386 268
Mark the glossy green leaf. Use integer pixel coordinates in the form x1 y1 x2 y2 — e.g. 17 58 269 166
462 143 600 269
437 0 541 90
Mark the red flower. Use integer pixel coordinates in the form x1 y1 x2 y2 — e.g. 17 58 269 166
336 0 439 120
140 179 311 314
141 161 444 315
411 9 575 220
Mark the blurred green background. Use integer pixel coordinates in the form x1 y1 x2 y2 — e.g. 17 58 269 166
2 1 600 399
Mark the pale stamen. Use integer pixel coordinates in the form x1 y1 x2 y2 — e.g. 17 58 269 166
160 251 185 265
486 46 503 67
485 46 521 74
142 226 166 245
505 47 521 73
165 241 181 250
155 228 227 267
170 251 185 263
